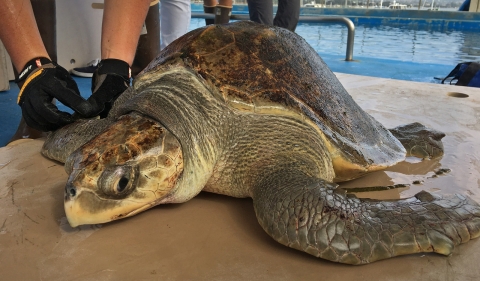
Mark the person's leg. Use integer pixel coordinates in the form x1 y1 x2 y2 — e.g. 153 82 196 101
246 0 273 26
101 0 151 66
132 0 161 76
273 0 300 32
203 0 216 25
214 0 232 24
160 0 191 49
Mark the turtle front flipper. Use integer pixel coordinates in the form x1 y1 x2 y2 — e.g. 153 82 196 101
42 117 113 163
252 172 480 264
389 122 445 159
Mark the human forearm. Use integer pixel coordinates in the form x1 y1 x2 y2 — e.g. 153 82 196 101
101 0 152 66
0 0 49 71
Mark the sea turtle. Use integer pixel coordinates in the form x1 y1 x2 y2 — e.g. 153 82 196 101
42 21 480 264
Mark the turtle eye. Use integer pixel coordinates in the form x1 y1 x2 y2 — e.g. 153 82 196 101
116 176 129 193
99 165 138 198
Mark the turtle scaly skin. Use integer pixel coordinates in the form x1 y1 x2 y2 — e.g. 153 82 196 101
253 174 480 264
42 22 480 264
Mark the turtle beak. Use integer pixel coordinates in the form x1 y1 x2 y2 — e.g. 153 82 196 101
64 194 89 228
64 183 80 227
64 182 160 228
64 185 116 228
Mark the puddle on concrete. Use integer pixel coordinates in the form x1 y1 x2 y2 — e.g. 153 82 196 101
338 156 446 199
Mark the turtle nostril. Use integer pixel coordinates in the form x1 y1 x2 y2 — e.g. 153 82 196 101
65 184 77 198
69 188 76 197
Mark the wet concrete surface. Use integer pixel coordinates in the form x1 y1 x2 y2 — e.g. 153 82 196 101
1 74 480 280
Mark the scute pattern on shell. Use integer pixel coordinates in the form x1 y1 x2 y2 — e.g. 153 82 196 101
139 21 404 171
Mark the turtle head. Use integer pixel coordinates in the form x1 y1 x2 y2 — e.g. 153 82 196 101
64 113 183 227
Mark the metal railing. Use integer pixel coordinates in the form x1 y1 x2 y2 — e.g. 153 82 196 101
191 13 355 61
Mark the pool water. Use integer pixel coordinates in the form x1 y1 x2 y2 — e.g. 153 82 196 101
299 24 480 64
189 19 480 83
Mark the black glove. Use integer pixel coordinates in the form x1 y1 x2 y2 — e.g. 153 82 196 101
16 57 93 132
88 59 131 118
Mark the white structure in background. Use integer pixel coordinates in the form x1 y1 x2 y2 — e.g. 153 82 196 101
304 1 323 7
389 0 407 9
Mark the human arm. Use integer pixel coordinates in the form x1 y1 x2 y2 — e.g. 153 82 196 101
0 0 49 71
101 0 152 65
0 0 96 131
86 0 152 117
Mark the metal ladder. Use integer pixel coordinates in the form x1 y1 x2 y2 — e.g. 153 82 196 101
191 13 355 61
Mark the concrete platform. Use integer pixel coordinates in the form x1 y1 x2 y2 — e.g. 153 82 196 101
1 74 480 280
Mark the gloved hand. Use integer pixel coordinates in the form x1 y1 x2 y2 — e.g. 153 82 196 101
16 57 93 132
88 59 131 118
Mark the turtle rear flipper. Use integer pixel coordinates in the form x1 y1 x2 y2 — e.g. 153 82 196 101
252 171 480 264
